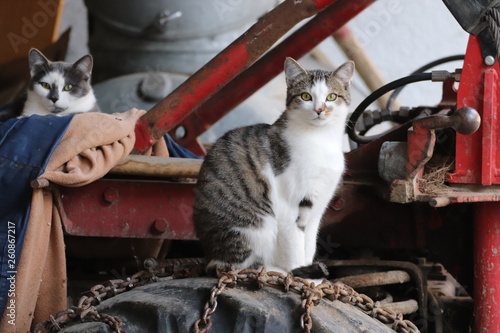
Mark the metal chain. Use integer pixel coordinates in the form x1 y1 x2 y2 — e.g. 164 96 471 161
33 258 205 333
485 7 500 61
193 273 236 333
196 268 421 333
34 260 420 333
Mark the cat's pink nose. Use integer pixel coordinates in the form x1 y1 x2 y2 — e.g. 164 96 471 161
315 109 324 115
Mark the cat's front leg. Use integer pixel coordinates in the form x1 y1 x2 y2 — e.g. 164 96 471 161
274 220 307 271
304 217 322 264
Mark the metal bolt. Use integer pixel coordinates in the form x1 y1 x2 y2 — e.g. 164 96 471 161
139 73 172 101
143 258 158 270
151 218 168 234
103 187 119 204
331 198 344 211
484 55 495 66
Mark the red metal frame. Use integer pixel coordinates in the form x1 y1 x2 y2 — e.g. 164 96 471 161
56 2 500 332
60 0 376 240
134 0 375 154
168 0 376 154
59 180 197 239
56 0 376 241
474 202 500 333
134 0 341 152
448 35 500 185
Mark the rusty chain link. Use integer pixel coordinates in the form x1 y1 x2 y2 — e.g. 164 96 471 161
193 272 237 333
33 258 205 333
34 259 420 333
195 268 421 333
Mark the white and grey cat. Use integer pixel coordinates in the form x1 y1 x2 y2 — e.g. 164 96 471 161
194 57 355 277
21 48 100 117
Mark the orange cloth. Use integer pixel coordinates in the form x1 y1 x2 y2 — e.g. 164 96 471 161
40 108 146 186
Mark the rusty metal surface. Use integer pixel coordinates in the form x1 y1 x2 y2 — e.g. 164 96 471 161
323 260 428 332
382 300 419 316
110 156 202 179
335 270 411 288
58 179 197 239
133 0 342 152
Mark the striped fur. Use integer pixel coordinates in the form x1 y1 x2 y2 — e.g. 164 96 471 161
194 58 355 275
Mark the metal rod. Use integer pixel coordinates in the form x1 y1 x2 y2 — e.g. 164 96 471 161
171 0 376 152
333 25 399 109
382 299 419 315
335 270 411 288
110 156 202 178
133 0 341 152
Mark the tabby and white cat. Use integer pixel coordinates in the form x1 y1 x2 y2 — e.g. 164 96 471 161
194 57 354 276
21 48 100 117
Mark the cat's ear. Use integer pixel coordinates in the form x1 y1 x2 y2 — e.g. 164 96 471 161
332 60 355 90
284 57 307 84
28 48 49 76
73 55 93 78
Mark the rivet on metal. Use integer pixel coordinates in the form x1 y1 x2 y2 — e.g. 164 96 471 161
103 187 119 204
484 55 495 66
151 218 168 234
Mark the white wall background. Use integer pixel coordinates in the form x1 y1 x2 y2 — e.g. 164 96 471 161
329 0 469 107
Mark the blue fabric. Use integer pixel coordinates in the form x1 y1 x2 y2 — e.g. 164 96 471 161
164 134 202 159
0 115 72 317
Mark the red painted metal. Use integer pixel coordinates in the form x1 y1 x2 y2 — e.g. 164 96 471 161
406 122 436 180
448 35 500 184
133 0 341 152
407 108 481 180
171 0 376 153
474 202 500 333
58 180 197 240
481 69 499 185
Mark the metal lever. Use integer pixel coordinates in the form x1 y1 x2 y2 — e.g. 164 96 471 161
416 106 481 135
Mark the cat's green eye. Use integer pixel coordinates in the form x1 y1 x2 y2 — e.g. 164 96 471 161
326 93 338 101
63 84 73 91
40 82 50 89
300 92 312 101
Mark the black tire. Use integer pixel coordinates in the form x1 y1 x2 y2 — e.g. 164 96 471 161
59 277 395 333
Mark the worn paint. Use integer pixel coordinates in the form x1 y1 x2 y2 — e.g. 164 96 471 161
448 35 500 184
58 180 197 239
474 202 500 333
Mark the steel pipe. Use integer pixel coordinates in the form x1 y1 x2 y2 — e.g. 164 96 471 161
110 156 202 178
474 202 500 333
